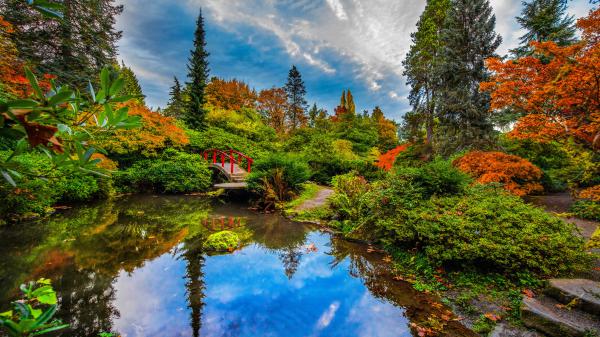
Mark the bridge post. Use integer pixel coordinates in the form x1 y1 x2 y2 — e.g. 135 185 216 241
212 150 216 164
229 149 234 174
221 153 225 167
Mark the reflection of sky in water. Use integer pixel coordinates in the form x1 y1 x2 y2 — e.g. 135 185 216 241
113 232 410 337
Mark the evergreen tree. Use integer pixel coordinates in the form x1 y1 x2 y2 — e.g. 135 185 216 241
512 0 577 57
119 61 145 105
284 65 308 130
164 77 186 119
437 0 501 152
308 103 319 127
402 0 450 146
0 0 123 88
185 8 210 130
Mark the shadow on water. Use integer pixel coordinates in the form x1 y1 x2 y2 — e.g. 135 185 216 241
0 195 474 337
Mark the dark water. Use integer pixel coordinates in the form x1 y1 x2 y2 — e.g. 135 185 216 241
0 195 473 337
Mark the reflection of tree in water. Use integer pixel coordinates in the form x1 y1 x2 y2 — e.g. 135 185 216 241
181 239 207 337
248 214 312 279
54 266 119 336
327 237 476 337
279 247 302 279
0 195 216 337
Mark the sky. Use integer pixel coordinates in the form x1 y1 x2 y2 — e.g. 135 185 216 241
115 0 595 121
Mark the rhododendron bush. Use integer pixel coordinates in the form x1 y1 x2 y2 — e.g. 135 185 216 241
580 185 600 202
453 151 543 196
481 7 600 151
376 144 409 171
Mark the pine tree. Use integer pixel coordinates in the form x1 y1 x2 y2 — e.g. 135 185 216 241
402 0 450 146
284 65 308 130
119 62 145 105
0 0 123 88
437 0 502 152
185 8 210 130
511 0 577 57
164 77 186 119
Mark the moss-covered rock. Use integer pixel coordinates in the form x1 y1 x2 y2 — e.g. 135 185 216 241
203 231 240 252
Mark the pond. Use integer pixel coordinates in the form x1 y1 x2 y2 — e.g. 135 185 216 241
0 195 474 337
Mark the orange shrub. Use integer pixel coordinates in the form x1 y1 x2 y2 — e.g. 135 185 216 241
453 151 543 196
376 144 409 171
580 185 600 202
97 103 189 156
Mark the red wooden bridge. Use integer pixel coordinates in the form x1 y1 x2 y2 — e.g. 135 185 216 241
203 149 253 189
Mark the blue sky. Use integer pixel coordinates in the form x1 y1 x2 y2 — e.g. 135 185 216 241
115 0 594 121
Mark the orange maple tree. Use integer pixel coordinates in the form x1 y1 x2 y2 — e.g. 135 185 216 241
376 144 409 171
205 77 257 111
481 8 600 151
453 151 543 196
257 87 288 133
96 103 189 156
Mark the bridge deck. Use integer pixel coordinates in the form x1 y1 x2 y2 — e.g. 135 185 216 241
213 182 248 189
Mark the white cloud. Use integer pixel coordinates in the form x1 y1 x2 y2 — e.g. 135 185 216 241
326 0 348 20
186 0 425 92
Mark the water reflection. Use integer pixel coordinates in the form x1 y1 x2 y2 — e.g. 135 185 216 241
0 195 474 337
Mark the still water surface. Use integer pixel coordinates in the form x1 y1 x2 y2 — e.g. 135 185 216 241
0 195 472 337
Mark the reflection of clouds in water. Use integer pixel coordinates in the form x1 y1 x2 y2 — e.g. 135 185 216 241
346 291 411 337
113 253 190 337
316 301 340 329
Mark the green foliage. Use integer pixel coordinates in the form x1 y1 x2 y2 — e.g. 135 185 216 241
0 151 111 222
115 149 211 194
0 278 69 337
393 158 471 197
205 106 277 143
472 314 497 334
329 158 590 276
203 230 240 252
571 200 600 221
247 153 311 209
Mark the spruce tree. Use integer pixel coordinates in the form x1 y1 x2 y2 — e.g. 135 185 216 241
185 9 210 130
512 0 576 57
402 0 450 146
284 65 308 130
119 62 145 105
164 77 185 119
437 0 501 152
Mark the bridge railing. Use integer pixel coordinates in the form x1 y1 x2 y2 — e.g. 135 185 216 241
202 149 254 174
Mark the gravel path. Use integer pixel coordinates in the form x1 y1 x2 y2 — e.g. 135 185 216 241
295 187 334 211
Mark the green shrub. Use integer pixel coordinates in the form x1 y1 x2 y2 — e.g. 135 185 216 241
204 230 240 252
0 151 112 222
393 158 471 197
571 200 600 221
116 149 211 194
329 159 590 276
247 153 310 209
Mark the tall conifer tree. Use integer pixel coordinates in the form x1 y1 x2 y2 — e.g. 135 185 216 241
512 0 576 57
437 0 501 152
284 65 308 130
403 0 450 146
185 9 210 130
